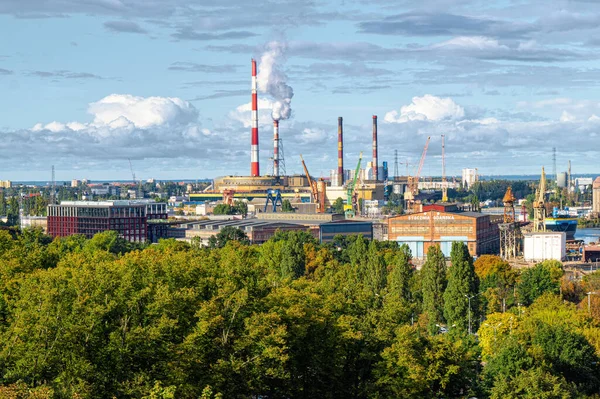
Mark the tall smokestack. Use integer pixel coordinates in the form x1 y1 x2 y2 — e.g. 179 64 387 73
251 59 260 177
372 115 378 181
273 119 280 178
338 117 344 186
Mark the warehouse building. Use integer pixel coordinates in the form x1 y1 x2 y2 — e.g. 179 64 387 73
388 205 500 258
47 200 167 243
319 220 373 243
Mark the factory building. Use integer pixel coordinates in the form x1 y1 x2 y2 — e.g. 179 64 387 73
319 220 373 243
388 204 500 258
47 200 167 243
593 177 600 214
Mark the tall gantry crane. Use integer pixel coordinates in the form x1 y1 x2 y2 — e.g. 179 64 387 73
533 167 547 232
405 136 431 211
441 135 448 202
300 155 325 213
345 152 363 218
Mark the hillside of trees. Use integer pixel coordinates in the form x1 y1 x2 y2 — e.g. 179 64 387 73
0 228 599 398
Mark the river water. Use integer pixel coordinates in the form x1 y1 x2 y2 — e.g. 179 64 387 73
574 228 600 244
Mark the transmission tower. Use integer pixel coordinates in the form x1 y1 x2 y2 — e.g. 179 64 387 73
279 137 286 177
394 149 399 179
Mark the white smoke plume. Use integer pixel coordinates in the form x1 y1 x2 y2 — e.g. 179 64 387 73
257 41 294 121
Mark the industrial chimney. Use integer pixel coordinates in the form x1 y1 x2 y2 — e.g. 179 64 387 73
273 120 280 178
338 117 344 186
372 115 378 181
251 59 260 177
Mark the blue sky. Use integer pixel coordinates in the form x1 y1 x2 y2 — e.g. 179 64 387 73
1 0 600 180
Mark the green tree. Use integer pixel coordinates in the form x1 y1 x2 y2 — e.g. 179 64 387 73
333 197 344 214
421 245 447 334
517 262 562 305
281 199 294 213
444 241 479 334
213 204 234 215
490 367 574 399
208 226 250 249
233 200 248 217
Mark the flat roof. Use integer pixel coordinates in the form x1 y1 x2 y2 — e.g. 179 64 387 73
57 200 160 207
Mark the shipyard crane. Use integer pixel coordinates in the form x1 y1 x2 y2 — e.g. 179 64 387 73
300 155 325 213
405 137 431 211
441 135 448 202
345 152 363 218
533 167 547 232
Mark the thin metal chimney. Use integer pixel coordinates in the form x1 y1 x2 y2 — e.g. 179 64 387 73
372 115 378 181
338 117 344 186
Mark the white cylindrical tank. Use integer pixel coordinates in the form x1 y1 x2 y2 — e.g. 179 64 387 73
523 232 566 262
557 172 568 188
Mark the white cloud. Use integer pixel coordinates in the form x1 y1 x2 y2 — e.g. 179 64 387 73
88 94 198 128
384 95 465 123
432 36 504 50
560 110 577 122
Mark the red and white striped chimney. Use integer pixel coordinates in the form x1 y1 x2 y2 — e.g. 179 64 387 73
372 115 378 181
273 119 280 177
251 59 260 177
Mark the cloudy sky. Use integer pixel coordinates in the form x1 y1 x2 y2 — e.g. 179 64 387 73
1 0 599 181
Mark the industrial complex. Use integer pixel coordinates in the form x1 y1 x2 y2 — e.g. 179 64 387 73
0 56 597 271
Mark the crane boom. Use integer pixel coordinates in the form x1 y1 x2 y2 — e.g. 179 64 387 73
414 136 430 188
300 155 323 213
345 152 363 218
128 158 136 183
441 135 448 202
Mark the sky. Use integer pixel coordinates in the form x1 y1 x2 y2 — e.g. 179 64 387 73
1 0 600 181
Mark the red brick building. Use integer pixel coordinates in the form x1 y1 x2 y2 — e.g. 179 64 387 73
47 200 167 243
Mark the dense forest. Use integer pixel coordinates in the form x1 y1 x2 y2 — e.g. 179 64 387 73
0 228 599 398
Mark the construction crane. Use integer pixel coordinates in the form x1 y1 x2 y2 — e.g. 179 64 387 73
345 152 363 218
533 167 547 232
405 137 431 211
128 158 143 199
300 155 325 213
441 135 448 202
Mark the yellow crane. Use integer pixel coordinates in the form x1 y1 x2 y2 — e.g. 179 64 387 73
533 167 547 232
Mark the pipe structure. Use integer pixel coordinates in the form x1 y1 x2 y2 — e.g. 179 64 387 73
273 119 280 178
372 115 378 181
251 59 260 177
338 117 344 186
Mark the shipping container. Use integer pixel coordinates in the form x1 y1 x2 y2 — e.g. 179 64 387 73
523 232 566 262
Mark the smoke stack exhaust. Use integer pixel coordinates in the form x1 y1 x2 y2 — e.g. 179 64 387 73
273 119 280 178
251 59 260 177
338 117 344 186
372 115 378 181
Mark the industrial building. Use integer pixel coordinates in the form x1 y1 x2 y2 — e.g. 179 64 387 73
320 220 373 243
47 200 168 243
388 204 500 258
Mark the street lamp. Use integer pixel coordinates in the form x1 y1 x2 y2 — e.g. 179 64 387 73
464 293 481 335
587 292 598 314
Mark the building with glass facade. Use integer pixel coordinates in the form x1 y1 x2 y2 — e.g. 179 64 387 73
47 200 167 243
